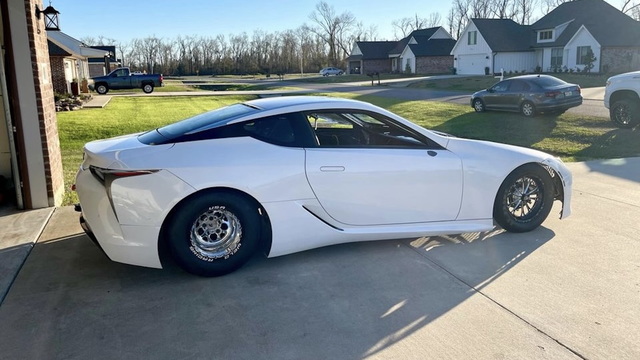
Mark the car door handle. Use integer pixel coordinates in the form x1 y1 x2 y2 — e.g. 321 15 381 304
320 166 345 172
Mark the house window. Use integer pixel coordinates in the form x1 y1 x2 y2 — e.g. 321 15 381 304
468 31 477 45
551 48 563 67
538 30 553 41
576 46 591 65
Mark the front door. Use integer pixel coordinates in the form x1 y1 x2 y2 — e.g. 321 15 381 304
305 148 463 226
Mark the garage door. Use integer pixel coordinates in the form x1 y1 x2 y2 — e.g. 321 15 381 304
457 54 487 75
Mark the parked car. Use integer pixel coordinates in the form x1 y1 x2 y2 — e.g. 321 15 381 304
74 96 572 277
604 70 640 128
471 75 582 117
319 67 344 76
89 67 163 94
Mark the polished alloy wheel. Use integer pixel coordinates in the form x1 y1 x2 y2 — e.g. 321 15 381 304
190 207 242 260
521 102 535 116
505 176 541 220
613 104 631 126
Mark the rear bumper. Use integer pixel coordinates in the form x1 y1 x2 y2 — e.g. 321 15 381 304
536 97 583 112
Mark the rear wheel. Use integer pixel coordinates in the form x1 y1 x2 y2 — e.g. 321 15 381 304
473 98 485 112
493 164 554 233
610 99 640 128
167 192 261 277
521 101 536 117
142 83 154 94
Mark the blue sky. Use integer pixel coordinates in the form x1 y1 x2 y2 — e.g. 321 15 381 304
51 0 453 43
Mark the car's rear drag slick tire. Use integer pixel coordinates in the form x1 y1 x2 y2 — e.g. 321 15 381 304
493 164 554 233
167 192 260 277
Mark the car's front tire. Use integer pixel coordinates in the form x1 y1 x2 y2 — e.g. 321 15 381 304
96 83 109 95
610 99 640 128
493 164 554 233
167 192 261 277
473 98 485 112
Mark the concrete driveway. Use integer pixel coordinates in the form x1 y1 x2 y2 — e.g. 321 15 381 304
0 157 638 359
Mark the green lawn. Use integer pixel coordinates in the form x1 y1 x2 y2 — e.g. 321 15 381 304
57 93 639 205
408 73 610 92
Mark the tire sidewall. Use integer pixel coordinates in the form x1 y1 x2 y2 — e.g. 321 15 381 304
493 164 554 233
167 192 260 276
96 84 108 94
142 84 154 93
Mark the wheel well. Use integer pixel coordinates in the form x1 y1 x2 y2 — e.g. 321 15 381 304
610 90 640 105
157 187 273 267
96 82 107 88
498 162 561 200
141 81 154 86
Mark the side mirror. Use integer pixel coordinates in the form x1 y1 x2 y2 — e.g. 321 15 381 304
487 88 494 93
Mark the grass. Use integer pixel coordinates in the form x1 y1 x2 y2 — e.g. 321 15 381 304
57 93 639 205
408 73 610 92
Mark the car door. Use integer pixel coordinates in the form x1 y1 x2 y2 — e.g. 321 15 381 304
109 68 130 89
304 111 463 226
502 79 530 111
483 80 512 110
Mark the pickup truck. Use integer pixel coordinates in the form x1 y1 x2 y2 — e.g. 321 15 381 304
90 67 163 94
604 70 640 128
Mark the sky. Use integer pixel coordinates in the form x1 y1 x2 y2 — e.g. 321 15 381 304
49 0 453 43
50 0 624 44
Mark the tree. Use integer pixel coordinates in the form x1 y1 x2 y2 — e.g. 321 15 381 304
391 13 442 39
308 1 356 66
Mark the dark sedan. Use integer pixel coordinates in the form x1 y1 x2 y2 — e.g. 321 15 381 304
471 75 582 117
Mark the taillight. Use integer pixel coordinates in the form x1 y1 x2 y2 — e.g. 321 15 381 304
545 91 561 98
90 165 157 184
577 86 581 94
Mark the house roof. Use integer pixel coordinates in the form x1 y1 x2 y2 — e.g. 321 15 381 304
47 31 110 58
350 27 454 61
531 0 640 47
47 40 70 56
472 19 534 52
353 41 398 60
408 38 457 56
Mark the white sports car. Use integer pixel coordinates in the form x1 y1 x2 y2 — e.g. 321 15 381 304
75 96 572 276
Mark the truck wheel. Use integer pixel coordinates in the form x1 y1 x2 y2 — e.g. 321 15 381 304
96 84 109 95
142 83 154 94
610 99 640 128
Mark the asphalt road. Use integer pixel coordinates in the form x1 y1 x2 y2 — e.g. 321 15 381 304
288 81 609 118
0 158 638 359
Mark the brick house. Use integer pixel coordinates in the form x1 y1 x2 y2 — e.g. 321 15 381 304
47 30 109 95
346 27 456 75
1 0 64 209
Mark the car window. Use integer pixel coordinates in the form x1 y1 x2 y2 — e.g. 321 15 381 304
509 80 530 92
532 76 567 88
305 110 431 148
491 81 509 92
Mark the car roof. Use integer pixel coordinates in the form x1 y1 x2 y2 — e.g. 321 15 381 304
243 96 362 111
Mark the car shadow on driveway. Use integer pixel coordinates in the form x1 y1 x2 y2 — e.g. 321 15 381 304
0 226 559 359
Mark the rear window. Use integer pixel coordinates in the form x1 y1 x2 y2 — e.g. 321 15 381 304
139 103 258 144
532 76 567 88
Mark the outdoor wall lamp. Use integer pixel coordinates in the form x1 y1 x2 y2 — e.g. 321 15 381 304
35 3 61 31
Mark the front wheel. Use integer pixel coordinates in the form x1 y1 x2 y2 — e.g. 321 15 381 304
142 83 154 94
167 192 261 277
96 84 109 95
610 99 640 128
493 164 555 233
473 98 485 112
521 101 536 117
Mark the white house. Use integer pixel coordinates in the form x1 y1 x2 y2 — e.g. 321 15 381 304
451 0 640 75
